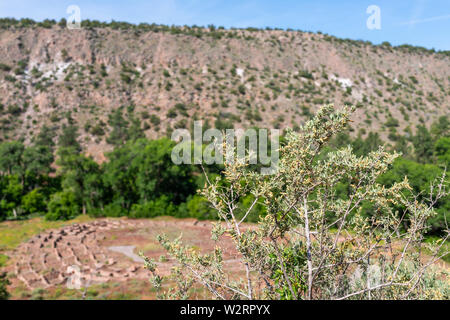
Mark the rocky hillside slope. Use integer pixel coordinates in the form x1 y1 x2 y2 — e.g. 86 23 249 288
0 21 449 160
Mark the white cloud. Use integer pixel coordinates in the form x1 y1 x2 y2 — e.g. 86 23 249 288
399 14 450 26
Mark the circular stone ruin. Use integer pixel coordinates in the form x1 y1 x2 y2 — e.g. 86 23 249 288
6 218 243 292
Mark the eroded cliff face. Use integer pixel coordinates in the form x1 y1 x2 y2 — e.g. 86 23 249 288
0 25 448 160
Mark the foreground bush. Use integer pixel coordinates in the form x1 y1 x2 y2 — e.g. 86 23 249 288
141 105 449 300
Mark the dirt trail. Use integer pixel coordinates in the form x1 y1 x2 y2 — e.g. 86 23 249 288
108 246 144 263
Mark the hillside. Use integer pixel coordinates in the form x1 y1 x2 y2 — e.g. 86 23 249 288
0 20 449 161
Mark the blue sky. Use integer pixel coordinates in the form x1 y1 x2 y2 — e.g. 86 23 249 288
1 0 449 50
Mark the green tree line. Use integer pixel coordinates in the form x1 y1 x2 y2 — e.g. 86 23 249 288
0 116 448 234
